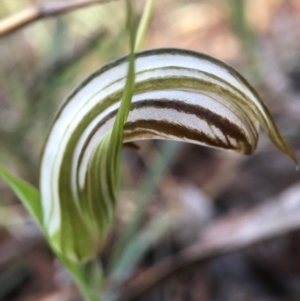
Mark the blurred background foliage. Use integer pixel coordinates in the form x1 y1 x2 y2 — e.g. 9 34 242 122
0 0 300 300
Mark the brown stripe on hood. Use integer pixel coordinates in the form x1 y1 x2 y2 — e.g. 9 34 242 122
124 119 253 154
77 98 255 178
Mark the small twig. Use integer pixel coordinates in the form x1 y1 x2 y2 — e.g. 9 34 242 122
116 183 300 301
0 0 117 36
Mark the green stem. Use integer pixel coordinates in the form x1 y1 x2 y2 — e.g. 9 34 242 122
134 0 154 51
58 254 104 301
77 262 103 301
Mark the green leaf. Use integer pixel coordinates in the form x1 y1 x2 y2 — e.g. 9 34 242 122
0 164 42 229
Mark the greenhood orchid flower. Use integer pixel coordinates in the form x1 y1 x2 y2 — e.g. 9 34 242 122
40 48 298 263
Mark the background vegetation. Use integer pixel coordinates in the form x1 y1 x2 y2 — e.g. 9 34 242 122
0 0 300 300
